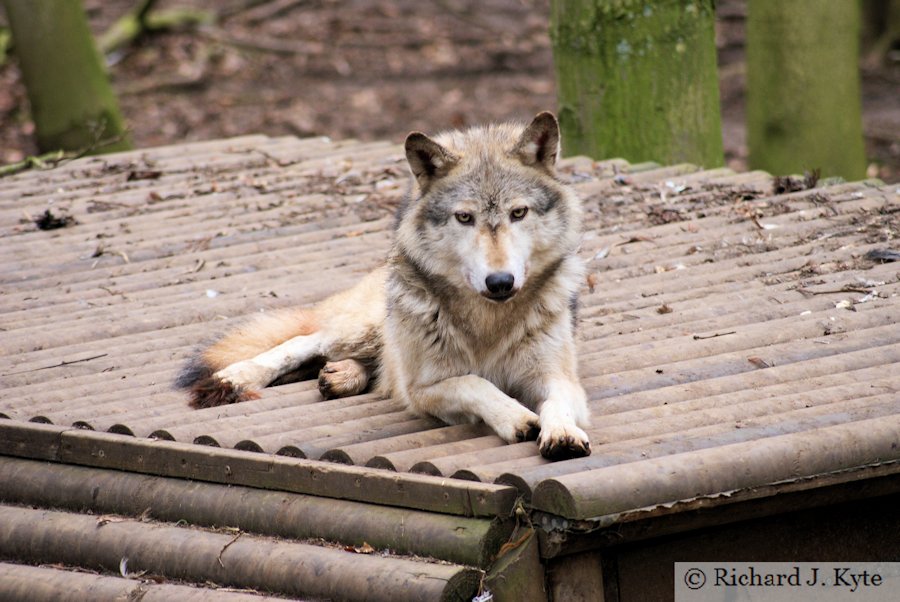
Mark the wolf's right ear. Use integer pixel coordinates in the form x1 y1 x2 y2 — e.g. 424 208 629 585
405 133 459 190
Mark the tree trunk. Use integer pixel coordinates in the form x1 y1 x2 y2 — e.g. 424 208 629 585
747 0 867 180
2 0 131 153
550 0 724 167
860 0 900 67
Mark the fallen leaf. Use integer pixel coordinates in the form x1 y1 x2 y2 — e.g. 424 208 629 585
97 515 128 526
751 216 779 230
834 299 853 310
126 169 162 181
34 209 76 230
345 542 375 554
593 247 610 260
856 291 878 303
664 180 688 193
647 206 685 225
748 356 772 369
119 557 146 578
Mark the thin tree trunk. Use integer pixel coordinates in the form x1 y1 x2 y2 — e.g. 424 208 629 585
747 0 867 180
2 0 131 154
550 0 724 167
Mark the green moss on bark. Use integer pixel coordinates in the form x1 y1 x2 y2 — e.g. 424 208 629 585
747 1 867 180
550 0 723 167
2 0 131 154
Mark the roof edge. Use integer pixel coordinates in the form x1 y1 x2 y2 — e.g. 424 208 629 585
0 420 518 519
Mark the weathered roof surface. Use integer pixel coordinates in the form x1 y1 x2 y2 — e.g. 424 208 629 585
1 134 899 535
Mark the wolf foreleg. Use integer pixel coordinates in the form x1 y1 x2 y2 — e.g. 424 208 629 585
537 378 591 460
412 375 540 443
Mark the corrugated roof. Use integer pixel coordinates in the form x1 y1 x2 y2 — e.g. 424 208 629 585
2 135 899 531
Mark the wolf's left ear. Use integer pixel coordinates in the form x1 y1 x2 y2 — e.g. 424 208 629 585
405 132 459 191
512 111 560 171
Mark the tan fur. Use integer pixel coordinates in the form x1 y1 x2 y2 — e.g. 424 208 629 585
179 112 591 460
482 228 508 269
202 267 387 373
201 308 321 374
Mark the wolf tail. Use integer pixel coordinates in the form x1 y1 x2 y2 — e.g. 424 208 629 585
175 307 321 408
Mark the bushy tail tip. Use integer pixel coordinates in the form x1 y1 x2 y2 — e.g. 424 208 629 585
175 356 259 409
188 374 260 409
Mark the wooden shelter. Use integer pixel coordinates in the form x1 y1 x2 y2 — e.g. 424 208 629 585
1 135 898 600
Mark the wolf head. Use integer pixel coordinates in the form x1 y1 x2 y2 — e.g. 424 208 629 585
394 112 583 304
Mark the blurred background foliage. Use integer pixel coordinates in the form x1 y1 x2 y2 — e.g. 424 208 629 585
0 0 900 181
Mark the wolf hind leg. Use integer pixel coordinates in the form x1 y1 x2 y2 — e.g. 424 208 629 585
218 331 326 390
187 329 327 408
318 359 371 399
188 323 375 408
181 266 388 409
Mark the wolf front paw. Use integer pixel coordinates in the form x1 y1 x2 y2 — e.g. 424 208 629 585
492 408 541 444
538 424 591 461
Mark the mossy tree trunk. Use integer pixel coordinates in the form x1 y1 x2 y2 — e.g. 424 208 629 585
747 0 866 180
2 0 131 154
550 0 724 167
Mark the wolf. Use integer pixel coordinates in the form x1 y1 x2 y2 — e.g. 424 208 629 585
177 112 591 461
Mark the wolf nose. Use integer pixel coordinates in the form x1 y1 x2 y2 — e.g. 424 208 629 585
485 272 515 295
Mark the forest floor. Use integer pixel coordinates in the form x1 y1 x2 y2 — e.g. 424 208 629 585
1 0 898 182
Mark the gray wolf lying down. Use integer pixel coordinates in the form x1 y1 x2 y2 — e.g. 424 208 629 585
178 112 591 461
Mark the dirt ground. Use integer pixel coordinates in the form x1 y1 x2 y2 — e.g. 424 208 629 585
1 0 898 181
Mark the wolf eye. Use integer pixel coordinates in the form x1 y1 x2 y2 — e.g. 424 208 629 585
510 206 529 221
455 211 474 225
